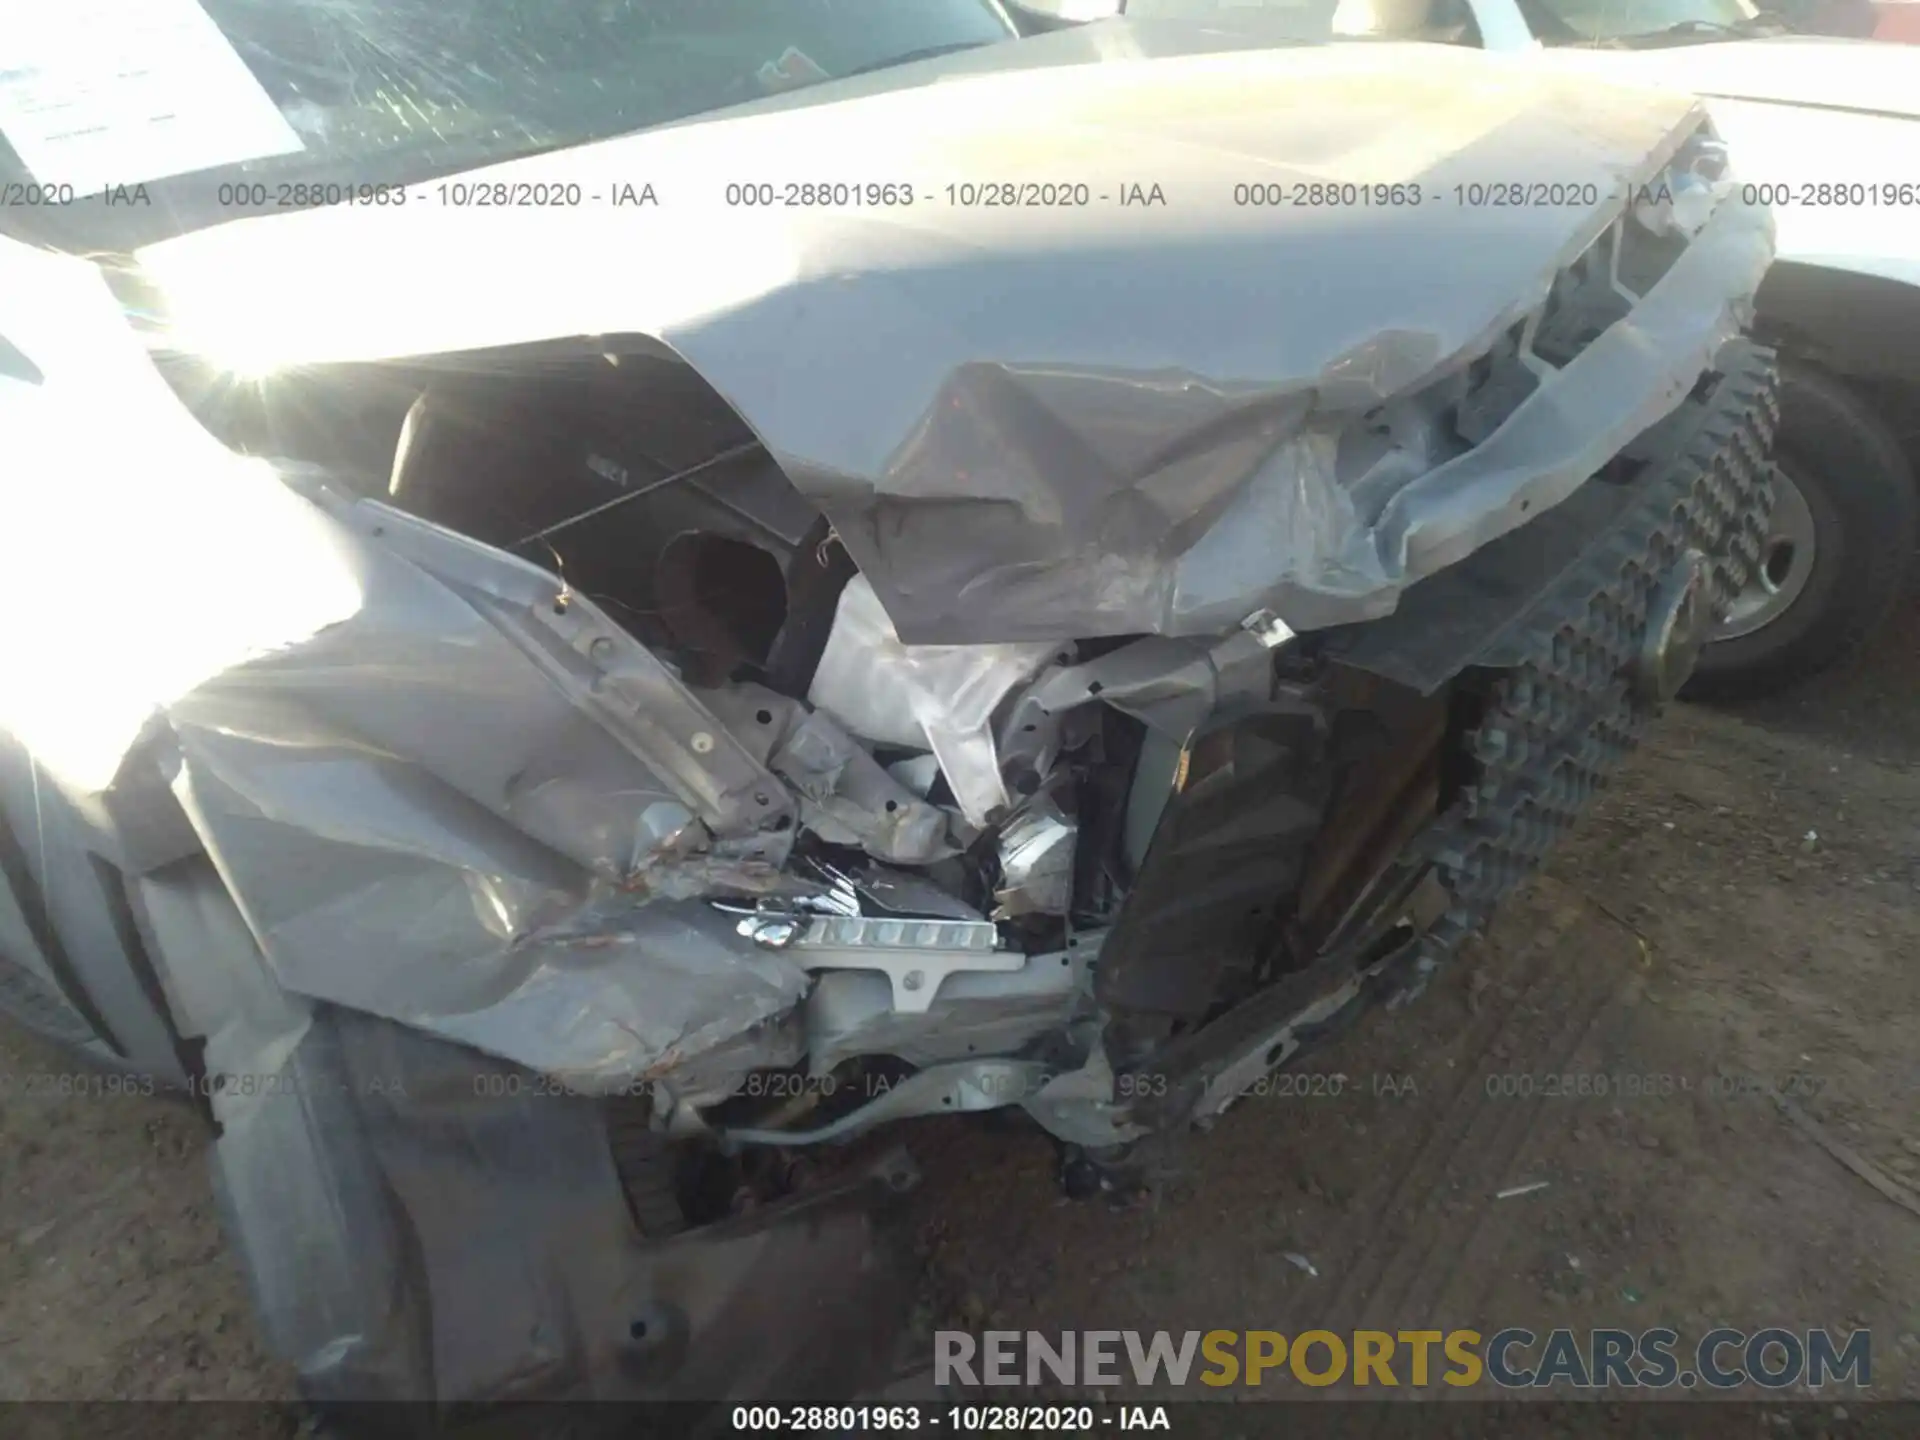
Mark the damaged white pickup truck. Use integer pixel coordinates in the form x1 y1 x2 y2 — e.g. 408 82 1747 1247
0 2 1774 1412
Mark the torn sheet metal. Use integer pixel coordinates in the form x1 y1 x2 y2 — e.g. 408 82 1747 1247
808 575 1059 825
139 32 1767 645
313 491 803 869
698 683 953 865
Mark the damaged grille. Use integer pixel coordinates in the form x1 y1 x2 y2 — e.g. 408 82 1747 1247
1414 341 1777 966
1454 170 1701 447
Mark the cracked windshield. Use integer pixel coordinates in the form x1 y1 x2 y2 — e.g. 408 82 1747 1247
0 0 1018 245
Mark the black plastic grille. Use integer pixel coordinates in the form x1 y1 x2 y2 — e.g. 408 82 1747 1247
1456 209 1695 447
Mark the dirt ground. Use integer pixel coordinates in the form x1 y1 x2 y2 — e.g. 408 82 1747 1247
2 600 1916 1415
913 594 1920 1406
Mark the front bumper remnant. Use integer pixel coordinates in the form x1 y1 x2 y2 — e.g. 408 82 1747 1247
213 1008 923 1408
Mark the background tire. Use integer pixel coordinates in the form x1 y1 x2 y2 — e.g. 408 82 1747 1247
1684 360 1917 702
0 733 192 1085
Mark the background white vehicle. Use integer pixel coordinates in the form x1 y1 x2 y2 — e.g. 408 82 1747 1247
1020 0 1920 697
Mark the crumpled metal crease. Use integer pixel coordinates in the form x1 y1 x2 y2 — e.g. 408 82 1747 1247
136 493 821 1089
781 191 1775 642
168 708 812 1088
696 683 956 864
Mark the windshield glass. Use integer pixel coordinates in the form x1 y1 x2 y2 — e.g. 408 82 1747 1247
0 0 1017 249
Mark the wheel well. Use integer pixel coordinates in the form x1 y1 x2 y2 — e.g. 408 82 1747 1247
1754 262 1920 468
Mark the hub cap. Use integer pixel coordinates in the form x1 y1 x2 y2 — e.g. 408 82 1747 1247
1716 466 1818 641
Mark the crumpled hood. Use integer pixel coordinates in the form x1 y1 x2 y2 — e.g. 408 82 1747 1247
135 35 1740 642
1540 36 1920 121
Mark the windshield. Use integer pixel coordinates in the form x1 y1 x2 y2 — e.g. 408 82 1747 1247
0 0 1018 250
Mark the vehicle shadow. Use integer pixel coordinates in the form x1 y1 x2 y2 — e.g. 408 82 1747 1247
1703 589 1920 767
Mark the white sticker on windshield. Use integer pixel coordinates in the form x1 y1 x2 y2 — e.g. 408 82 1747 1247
0 0 303 197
